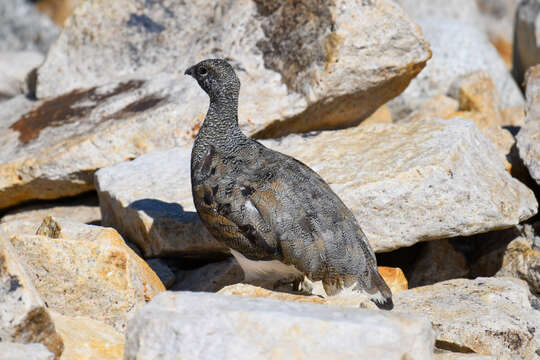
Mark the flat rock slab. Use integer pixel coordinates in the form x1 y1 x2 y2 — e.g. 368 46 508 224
0 236 63 358
263 118 537 251
387 18 523 120
97 118 537 254
1 218 165 332
125 291 434 360
0 0 431 210
517 65 540 185
0 343 54 360
395 278 540 359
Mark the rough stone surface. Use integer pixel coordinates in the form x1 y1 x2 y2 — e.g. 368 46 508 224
434 352 494 360
0 235 64 358
387 18 523 120
395 277 540 359
37 0 430 133
407 239 468 288
0 0 60 53
1 192 101 225
513 0 540 87
171 257 244 292
0 343 54 360
95 147 228 258
262 118 537 251
50 311 125 360
517 65 540 185
1 218 165 332
125 291 435 360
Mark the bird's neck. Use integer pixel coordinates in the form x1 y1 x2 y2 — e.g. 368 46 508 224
195 95 245 152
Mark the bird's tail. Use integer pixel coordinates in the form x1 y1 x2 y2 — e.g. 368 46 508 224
362 269 393 310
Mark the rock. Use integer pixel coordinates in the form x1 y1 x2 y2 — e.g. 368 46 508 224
0 235 64 358
358 105 392 127
395 0 482 26
387 19 523 120
145 259 176 289
377 266 408 294
171 257 244 292
1 192 101 225
125 291 435 360
0 343 54 360
1 218 165 331
404 95 459 123
0 51 44 100
513 0 540 87
262 118 537 251
37 0 430 134
0 0 60 53
406 240 468 288
395 277 540 359
95 147 228 258
50 311 124 360
517 65 540 185
1 0 431 209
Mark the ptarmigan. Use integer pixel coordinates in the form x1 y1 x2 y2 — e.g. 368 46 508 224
186 58 393 310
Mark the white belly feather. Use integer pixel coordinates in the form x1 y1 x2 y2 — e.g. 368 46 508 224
230 249 303 282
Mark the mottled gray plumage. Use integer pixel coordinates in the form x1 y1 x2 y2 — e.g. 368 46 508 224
186 59 393 310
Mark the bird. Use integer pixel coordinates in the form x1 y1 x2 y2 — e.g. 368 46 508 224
186 58 393 310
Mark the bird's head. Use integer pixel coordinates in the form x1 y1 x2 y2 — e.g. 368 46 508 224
185 59 240 101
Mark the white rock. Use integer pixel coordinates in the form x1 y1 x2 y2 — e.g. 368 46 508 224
0 51 44 100
387 18 523 120
0 343 54 360
517 65 540 185
395 277 540 359
125 291 435 360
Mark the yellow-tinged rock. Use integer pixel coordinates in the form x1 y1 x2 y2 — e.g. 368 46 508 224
219 283 326 304
50 311 124 360
5 218 165 332
378 266 408 294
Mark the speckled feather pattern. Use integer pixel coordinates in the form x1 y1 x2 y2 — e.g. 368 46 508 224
187 59 392 309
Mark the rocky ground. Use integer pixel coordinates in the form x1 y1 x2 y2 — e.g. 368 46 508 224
0 0 539 359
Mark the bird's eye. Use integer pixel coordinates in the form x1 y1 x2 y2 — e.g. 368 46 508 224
198 66 208 76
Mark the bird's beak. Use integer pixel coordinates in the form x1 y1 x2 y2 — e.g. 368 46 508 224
185 66 194 77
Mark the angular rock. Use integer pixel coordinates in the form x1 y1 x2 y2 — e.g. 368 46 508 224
1 192 101 225
0 343 54 360
37 0 430 133
0 0 60 53
171 257 244 292
50 311 124 360
513 0 540 87
395 278 540 359
406 239 468 288
1 218 165 331
95 147 228 258
125 291 435 360
517 65 540 185
387 18 523 120
0 236 63 358
262 118 537 251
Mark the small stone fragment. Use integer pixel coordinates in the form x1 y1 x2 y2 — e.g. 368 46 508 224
35 216 61 239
